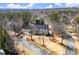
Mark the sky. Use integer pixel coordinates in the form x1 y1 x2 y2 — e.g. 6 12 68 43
0 0 79 3
0 0 79 9
0 3 79 9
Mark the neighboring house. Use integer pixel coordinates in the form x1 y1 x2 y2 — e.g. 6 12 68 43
31 24 49 35
0 49 5 55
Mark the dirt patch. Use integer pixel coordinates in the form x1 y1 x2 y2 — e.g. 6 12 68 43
15 43 35 55
26 35 66 55
72 36 79 54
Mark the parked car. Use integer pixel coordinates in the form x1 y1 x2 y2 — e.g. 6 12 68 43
0 49 5 55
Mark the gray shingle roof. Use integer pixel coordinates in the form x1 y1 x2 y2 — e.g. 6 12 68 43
32 25 48 35
34 25 48 30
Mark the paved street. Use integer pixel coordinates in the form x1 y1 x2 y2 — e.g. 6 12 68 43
64 32 76 55
16 36 48 55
